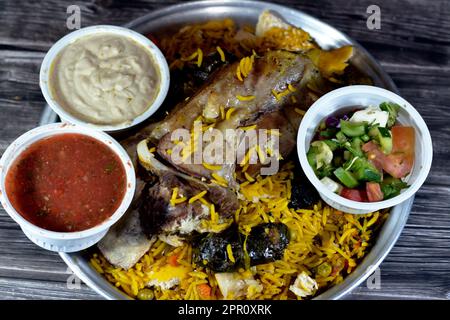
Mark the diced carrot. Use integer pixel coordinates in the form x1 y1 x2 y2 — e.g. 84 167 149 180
197 284 212 299
168 254 178 267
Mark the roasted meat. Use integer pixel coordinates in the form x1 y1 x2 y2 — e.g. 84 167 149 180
166 52 232 108
150 50 317 140
98 139 239 268
98 209 156 270
137 140 239 218
152 51 319 185
241 110 296 177
139 173 208 237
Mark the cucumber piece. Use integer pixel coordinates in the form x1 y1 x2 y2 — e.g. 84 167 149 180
351 137 363 152
361 134 370 142
367 126 393 154
351 158 382 182
377 127 392 154
307 146 318 170
354 166 382 182
368 125 380 138
343 141 363 158
321 177 343 194
333 167 359 188
323 139 339 151
340 120 366 137
311 141 333 169
319 128 338 139
336 131 347 143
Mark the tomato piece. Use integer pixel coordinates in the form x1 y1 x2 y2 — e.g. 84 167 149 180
362 141 384 172
392 126 415 155
363 128 415 179
385 126 415 178
383 153 411 178
340 188 368 202
362 141 377 153
366 182 384 202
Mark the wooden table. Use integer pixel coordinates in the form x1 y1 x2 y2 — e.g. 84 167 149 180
0 0 449 300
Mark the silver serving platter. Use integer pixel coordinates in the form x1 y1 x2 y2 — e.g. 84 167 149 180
38 0 413 300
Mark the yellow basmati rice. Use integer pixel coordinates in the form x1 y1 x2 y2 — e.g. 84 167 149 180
91 162 387 300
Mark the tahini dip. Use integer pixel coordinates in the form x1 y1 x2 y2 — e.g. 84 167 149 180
49 33 161 125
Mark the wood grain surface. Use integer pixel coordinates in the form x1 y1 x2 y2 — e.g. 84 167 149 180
0 0 449 300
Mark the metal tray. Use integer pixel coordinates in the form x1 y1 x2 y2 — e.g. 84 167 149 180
38 0 413 300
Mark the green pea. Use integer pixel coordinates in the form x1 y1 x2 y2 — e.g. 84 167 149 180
137 288 154 300
317 262 332 277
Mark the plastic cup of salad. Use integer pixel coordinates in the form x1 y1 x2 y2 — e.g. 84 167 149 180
297 85 432 214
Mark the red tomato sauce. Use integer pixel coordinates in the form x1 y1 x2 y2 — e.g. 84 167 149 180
5 133 127 232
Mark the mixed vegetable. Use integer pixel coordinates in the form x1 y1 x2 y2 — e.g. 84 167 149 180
307 102 414 202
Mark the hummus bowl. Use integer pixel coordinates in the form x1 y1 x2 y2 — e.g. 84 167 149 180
39 25 170 132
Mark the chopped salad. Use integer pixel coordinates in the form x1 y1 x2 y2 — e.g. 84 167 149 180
307 102 415 202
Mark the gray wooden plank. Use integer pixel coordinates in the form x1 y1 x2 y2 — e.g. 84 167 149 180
0 50 45 150
286 0 450 67
1 0 449 68
0 0 176 51
0 278 101 300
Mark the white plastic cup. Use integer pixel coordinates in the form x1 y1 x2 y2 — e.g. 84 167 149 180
39 25 170 132
297 85 433 214
0 123 136 252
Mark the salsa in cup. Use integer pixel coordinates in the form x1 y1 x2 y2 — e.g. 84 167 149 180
4 133 127 232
